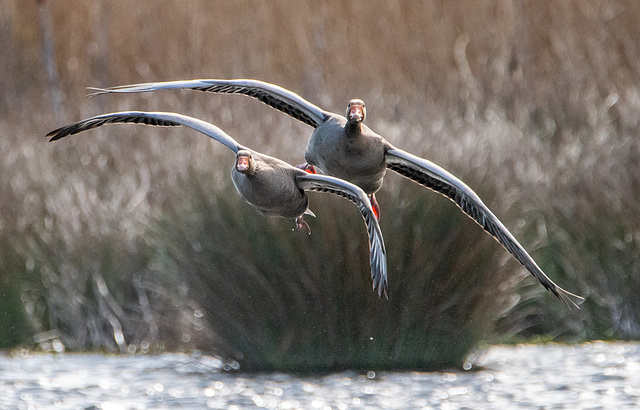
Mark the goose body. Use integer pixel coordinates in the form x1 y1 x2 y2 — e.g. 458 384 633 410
231 151 309 219
47 111 388 298
90 79 583 308
305 114 387 194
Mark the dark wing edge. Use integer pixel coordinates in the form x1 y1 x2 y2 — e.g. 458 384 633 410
46 111 243 153
296 172 389 299
88 79 328 128
386 147 584 309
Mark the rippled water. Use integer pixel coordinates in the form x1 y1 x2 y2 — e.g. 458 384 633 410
1 341 638 409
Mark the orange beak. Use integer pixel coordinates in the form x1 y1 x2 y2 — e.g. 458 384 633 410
349 104 363 121
237 156 250 171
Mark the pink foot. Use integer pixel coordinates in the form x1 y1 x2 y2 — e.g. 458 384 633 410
295 216 311 235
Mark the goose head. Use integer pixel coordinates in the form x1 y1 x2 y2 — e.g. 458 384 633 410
346 99 366 123
236 150 256 175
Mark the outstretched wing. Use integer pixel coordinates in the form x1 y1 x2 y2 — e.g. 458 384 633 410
296 172 388 298
89 79 329 128
47 111 244 153
386 147 583 308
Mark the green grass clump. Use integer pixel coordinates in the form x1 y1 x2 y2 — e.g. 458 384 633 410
0 238 32 348
142 168 523 372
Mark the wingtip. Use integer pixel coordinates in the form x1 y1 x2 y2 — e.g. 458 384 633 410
373 279 389 300
45 130 60 141
86 87 108 97
556 287 585 310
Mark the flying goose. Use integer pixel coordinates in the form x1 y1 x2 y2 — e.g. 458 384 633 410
47 111 388 298
89 79 583 308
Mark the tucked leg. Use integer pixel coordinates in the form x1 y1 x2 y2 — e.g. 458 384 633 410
295 163 317 174
368 194 380 220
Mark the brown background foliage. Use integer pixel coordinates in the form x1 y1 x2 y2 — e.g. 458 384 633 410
1 0 639 355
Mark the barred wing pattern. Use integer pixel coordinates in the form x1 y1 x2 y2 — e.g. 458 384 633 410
385 148 583 308
46 111 244 154
90 79 328 128
296 173 388 298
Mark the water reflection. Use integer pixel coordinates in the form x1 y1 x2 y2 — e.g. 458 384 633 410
0 342 638 409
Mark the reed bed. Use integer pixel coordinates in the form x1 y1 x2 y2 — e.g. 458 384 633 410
0 0 638 369
139 166 517 371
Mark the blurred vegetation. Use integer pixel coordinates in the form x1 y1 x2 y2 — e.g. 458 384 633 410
1 0 639 371
139 169 514 371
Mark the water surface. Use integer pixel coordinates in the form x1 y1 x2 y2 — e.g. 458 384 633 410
1 341 638 409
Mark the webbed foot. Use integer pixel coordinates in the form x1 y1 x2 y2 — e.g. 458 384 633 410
295 215 312 235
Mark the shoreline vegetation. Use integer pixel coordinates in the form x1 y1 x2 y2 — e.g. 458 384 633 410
1 0 638 371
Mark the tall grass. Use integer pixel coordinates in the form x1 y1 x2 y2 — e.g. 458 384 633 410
1 0 639 369
141 166 515 371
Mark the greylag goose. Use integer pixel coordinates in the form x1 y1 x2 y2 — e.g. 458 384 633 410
47 111 388 298
90 79 583 308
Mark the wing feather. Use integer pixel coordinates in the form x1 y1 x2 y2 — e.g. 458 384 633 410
296 173 388 298
47 111 243 153
89 79 328 128
386 147 583 308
